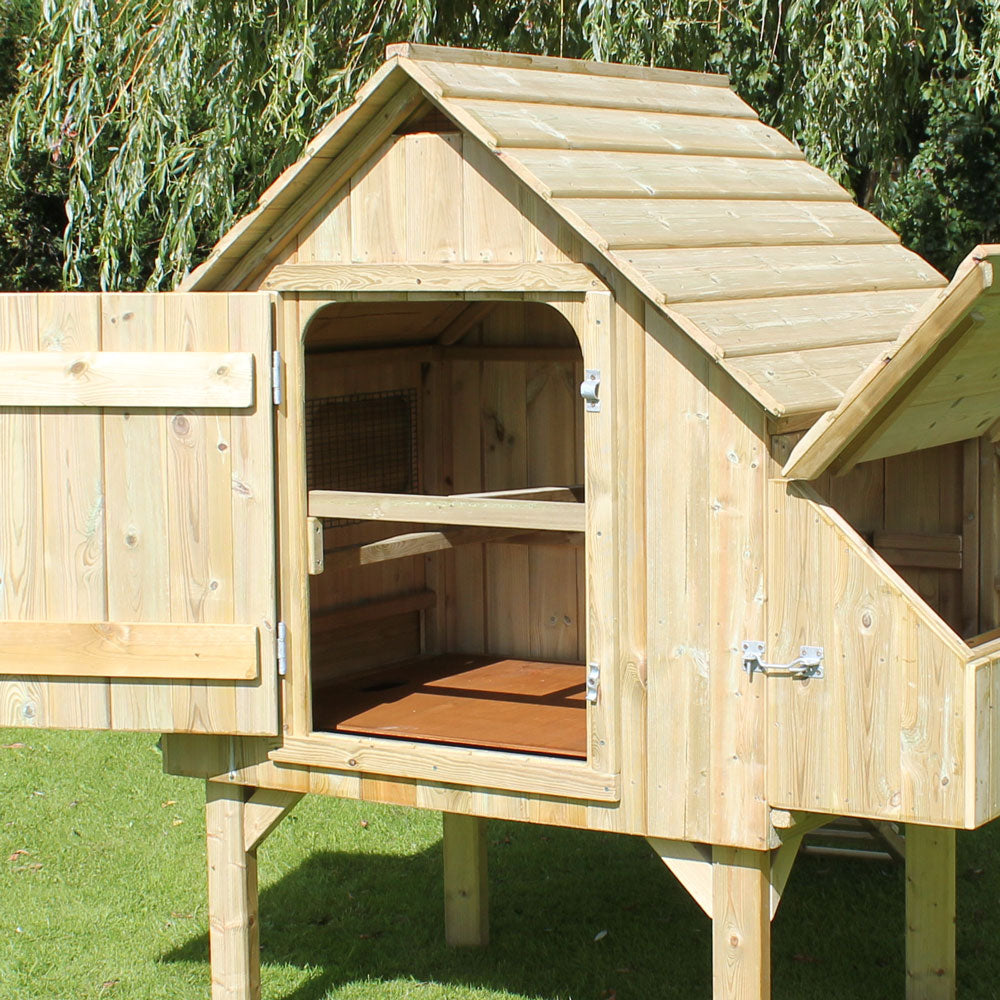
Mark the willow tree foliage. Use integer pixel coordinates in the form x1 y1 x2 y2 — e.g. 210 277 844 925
2 1 1000 290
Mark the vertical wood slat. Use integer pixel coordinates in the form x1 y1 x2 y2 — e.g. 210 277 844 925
645 313 712 842
525 298 580 663
582 290 619 778
962 437 981 637
281 295 312 736
36 295 111 727
462 136 526 264
613 286 648 830
449 354 486 653
103 293 173 731
0 295 48 726
406 132 463 262
296 184 351 262
166 294 237 733
709 371 768 848
979 437 1000 633
351 137 406 263
482 303 530 657
229 294 279 735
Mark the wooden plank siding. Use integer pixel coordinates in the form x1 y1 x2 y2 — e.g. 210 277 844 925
167 123 790 848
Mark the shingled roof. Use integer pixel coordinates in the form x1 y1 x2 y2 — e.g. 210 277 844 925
182 43 949 421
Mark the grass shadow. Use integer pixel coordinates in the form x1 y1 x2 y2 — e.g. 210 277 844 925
163 817 1000 1000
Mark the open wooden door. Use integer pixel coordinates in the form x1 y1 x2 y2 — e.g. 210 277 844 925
0 292 279 735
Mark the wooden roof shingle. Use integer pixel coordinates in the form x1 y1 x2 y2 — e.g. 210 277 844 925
181 43 949 420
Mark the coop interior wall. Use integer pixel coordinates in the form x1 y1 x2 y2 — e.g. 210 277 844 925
303 300 586 698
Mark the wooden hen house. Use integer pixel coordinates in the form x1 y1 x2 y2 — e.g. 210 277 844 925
3 42 1000 999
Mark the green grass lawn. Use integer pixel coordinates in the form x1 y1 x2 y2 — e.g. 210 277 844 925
2 730 1000 1000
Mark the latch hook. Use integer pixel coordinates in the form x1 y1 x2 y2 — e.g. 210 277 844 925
741 641 824 681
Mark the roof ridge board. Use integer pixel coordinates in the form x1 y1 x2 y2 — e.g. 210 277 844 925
430 89 759 121
388 42 729 88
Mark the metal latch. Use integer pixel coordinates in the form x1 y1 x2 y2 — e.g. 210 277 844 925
580 369 601 412
741 641 824 680
585 662 601 703
272 350 283 406
276 621 287 677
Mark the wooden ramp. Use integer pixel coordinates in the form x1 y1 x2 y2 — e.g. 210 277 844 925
312 654 588 758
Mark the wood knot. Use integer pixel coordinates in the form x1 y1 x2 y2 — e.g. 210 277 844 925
124 532 138 548
172 414 190 436
215 365 229 377
69 360 87 376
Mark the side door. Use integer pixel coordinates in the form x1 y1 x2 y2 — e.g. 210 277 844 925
0 292 278 735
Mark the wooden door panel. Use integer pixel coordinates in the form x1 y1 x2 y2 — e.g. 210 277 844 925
0 292 279 735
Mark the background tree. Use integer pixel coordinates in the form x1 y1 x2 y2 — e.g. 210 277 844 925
0 0 64 288
1 1 999 291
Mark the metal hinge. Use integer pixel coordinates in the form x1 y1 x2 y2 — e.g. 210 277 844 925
741 640 824 681
276 621 287 677
271 350 283 406
585 662 601 703
580 369 601 412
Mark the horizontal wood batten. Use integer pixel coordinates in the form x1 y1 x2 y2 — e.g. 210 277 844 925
0 622 260 680
261 262 603 293
0 352 254 408
271 734 620 801
312 345 582 366
309 490 586 531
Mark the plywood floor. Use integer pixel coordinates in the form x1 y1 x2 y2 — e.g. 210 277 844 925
313 653 587 758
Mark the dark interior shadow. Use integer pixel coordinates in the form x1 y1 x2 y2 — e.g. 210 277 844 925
162 818 1000 1000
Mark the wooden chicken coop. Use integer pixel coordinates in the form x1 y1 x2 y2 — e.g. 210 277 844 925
3 42 1000 999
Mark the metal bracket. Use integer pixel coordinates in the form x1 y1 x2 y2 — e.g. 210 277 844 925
276 621 288 677
272 350 283 406
585 662 601 703
741 641 824 680
580 369 601 412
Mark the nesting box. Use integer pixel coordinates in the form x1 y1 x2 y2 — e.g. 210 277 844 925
3 42 998 999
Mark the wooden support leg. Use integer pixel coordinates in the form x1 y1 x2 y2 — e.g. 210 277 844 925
712 847 771 1000
442 812 489 947
905 825 956 1000
206 782 260 1000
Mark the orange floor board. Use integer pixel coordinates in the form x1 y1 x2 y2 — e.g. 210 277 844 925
313 653 587 758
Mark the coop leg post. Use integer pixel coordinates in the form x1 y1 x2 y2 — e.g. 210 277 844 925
712 846 771 1000
443 812 489 947
905 825 956 1000
206 781 260 1000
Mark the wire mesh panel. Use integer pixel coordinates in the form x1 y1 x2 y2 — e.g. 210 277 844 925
306 388 419 524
